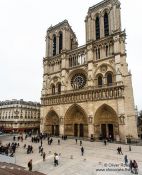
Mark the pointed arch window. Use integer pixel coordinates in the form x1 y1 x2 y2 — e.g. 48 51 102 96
106 45 108 57
52 84 55 94
59 32 63 54
57 83 61 94
104 12 109 36
96 16 100 40
53 34 56 56
98 75 103 87
96 48 100 60
107 73 113 86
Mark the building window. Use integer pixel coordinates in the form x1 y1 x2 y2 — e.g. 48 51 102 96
96 16 100 40
57 83 61 94
96 48 100 60
106 45 108 57
98 76 103 87
53 34 56 56
107 73 113 86
52 84 55 94
59 32 63 54
104 12 109 36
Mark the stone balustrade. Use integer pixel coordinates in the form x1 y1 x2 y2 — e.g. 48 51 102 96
41 85 124 106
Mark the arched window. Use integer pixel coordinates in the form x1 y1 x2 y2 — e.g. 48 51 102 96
96 48 100 60
52 84 55 94
98 75 103 87
104 12 109 36
53 34 56 56
96 16 100 40
107 73 113 86
59 32 63 54
57 83 61 94
106 45 108 57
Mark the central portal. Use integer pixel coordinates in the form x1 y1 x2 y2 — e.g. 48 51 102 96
74 123 84 137
94 104 119 140
64 104 88 137
101 124 114 139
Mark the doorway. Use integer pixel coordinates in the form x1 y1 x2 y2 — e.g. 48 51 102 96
80 124 84 137
74 124 78 137
108 124 114 140
101 124 106 139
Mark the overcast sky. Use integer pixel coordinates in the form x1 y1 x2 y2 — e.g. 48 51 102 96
0 0 142 110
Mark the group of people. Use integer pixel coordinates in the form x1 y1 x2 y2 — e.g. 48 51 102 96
129 160 138 174
0 142 19 157
117 146 123 154
26 145 33 154
13 136 23 142
124 155 138 174
14 132 138 174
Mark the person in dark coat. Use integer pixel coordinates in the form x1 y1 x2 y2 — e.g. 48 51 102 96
81 146 84 156
129 160 133 173
28 159 32 171
43 152 46 161
133 160 138 174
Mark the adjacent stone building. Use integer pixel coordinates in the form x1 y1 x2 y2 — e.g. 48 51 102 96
40 0 138 141
0 99 40 133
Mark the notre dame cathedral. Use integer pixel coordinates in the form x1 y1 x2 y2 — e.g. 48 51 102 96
40 0 138 142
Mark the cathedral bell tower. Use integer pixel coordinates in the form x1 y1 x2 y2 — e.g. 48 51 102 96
45 20 78 57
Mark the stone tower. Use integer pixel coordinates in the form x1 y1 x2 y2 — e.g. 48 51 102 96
40 0 138 142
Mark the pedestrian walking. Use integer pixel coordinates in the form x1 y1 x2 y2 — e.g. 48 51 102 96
119 147 123 155
80 140 82 146
104 139 107 146
58 139 60 145
28 159 32 171
75 138 77 144
43 152 46 161
133 160 138 174
81 146 84 156
41 139 43 147
129 160 133 173
54 153 59 166
124 155 128 165
129 145 132 151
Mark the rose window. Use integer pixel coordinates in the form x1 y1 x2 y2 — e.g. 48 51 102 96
71 73 86 89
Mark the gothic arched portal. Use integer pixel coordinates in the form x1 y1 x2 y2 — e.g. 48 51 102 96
44 110 59 136
94 104 119 140
64 104 88 137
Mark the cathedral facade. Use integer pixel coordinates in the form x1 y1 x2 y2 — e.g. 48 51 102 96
40 0 138 141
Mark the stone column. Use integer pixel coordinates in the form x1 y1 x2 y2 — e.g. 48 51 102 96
100 15 104 38
85 17 88 42
56 35 59 55
49 34 53 57
88 115 94 138
59 117 64 136
88 17 91 41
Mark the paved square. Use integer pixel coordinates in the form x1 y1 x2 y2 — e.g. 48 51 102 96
0 135 142 175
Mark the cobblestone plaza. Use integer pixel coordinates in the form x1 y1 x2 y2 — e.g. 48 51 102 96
1 135 142 175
